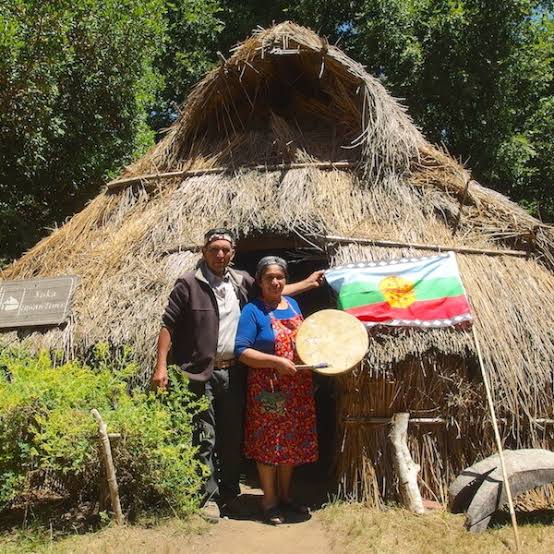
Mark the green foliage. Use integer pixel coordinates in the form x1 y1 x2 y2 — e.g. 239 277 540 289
1 0 552 266
334 0 554 221
153 0 224 129
0 0 166 261
0 346 206 517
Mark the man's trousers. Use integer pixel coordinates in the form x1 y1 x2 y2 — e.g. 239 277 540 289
189 365 246 501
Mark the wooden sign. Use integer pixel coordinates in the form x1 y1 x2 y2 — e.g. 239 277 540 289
0 276 79 329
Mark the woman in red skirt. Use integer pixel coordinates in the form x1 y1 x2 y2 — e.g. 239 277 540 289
234 256 318 524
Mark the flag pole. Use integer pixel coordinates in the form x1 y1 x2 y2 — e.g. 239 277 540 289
472 325 521 551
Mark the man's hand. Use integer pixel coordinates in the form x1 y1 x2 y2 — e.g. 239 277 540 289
282 269 326 296
151 365 169 390
305 270 325 290
272 357 297 377
154 327 172 390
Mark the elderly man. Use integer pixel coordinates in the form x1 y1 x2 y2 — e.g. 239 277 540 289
152 228 323 521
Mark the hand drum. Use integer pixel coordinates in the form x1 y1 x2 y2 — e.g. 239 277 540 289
296 309 369 375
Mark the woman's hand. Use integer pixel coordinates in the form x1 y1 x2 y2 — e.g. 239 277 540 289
272 357 297 376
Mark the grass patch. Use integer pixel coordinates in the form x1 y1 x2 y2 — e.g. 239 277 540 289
319 502 554 553
0 515 210 553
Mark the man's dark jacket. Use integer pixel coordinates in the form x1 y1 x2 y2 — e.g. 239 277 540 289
161 263 254 381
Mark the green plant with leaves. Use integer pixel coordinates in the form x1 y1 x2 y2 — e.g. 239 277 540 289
307 0 554 220
0 345 206 517
0 0 165 262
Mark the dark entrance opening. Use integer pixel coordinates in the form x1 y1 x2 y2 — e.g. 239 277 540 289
234 235 337 506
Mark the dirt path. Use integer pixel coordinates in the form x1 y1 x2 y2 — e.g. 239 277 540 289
189 514 332 554
188 483 333 554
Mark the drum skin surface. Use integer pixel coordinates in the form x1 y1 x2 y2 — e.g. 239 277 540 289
296 309 369 375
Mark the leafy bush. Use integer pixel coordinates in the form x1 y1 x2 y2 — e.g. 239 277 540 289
0 345 207 517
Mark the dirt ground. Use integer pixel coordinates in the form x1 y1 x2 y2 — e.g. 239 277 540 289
0 480 334 554
15 514 331 554
4 474 554 553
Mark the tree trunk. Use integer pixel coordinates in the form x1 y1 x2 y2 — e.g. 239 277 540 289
389 412 425 514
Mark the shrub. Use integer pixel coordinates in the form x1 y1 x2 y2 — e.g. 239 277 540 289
0 345 207 517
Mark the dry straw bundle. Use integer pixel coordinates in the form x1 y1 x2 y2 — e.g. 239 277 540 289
2 22 553 504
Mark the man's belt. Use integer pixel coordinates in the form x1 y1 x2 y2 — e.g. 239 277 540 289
214 358 236 369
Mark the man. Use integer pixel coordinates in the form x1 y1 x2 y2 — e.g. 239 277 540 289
151 228 324 521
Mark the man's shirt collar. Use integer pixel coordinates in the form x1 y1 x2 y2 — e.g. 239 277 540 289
202 262 230 287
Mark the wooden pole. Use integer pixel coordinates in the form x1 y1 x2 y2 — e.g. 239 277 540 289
91 409 124 525
388 412 425 514
452 178 473 236
472 327 520 551
106 160 355 193
346 416 445 425
324 234 528 258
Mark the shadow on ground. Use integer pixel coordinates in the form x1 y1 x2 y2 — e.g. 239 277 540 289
221 457 336 525
490 508 554 527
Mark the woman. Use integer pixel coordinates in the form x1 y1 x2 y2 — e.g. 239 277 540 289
234 256 318 525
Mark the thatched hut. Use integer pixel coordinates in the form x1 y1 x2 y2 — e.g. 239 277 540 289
2 22 554 505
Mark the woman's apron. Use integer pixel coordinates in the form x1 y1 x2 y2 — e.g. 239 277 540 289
243 302 318 465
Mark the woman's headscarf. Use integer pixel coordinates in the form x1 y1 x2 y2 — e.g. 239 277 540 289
255 256 288 282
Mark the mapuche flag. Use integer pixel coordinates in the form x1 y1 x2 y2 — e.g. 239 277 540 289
325 252 472 328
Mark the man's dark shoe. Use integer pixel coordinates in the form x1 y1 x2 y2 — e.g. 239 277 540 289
219 495 256 518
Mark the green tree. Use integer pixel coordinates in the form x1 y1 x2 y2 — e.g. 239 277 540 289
0 0 165 262
151 0 225 130
337 0 554 220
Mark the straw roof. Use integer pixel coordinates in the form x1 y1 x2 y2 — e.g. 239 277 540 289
2 22 553 427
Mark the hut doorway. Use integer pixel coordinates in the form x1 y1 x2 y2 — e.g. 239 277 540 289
234 236 337 501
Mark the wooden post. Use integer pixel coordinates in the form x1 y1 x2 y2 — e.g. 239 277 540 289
91 409 124 525
323 234 528 258
389 413 425 514
452 177 473 236
472 327 520 550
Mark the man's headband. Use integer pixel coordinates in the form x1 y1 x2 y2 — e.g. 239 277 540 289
204 229 236 247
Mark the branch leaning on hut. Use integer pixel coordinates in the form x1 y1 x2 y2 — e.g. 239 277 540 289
389 413 426 514
91 409 124 525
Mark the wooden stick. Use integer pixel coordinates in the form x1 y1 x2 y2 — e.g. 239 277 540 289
452 178 473 236
106 161 356 193
295 362 329 370
324 234 528 258
472 327 520 551
162 244 200 256
388 412 426 514
346 416 445 425
532 418 554 425
91 409 124 525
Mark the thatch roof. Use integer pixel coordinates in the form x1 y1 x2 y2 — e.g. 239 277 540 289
2 22 554 425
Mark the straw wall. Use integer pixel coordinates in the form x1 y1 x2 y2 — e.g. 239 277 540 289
332 243 554 504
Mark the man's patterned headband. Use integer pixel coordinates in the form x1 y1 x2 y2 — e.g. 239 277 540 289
204 232 235 247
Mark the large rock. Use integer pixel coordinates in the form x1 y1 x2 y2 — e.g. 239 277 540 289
448 449 554 532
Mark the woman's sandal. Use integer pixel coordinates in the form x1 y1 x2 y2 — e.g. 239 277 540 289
281 500 310 515
263 505 286 525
